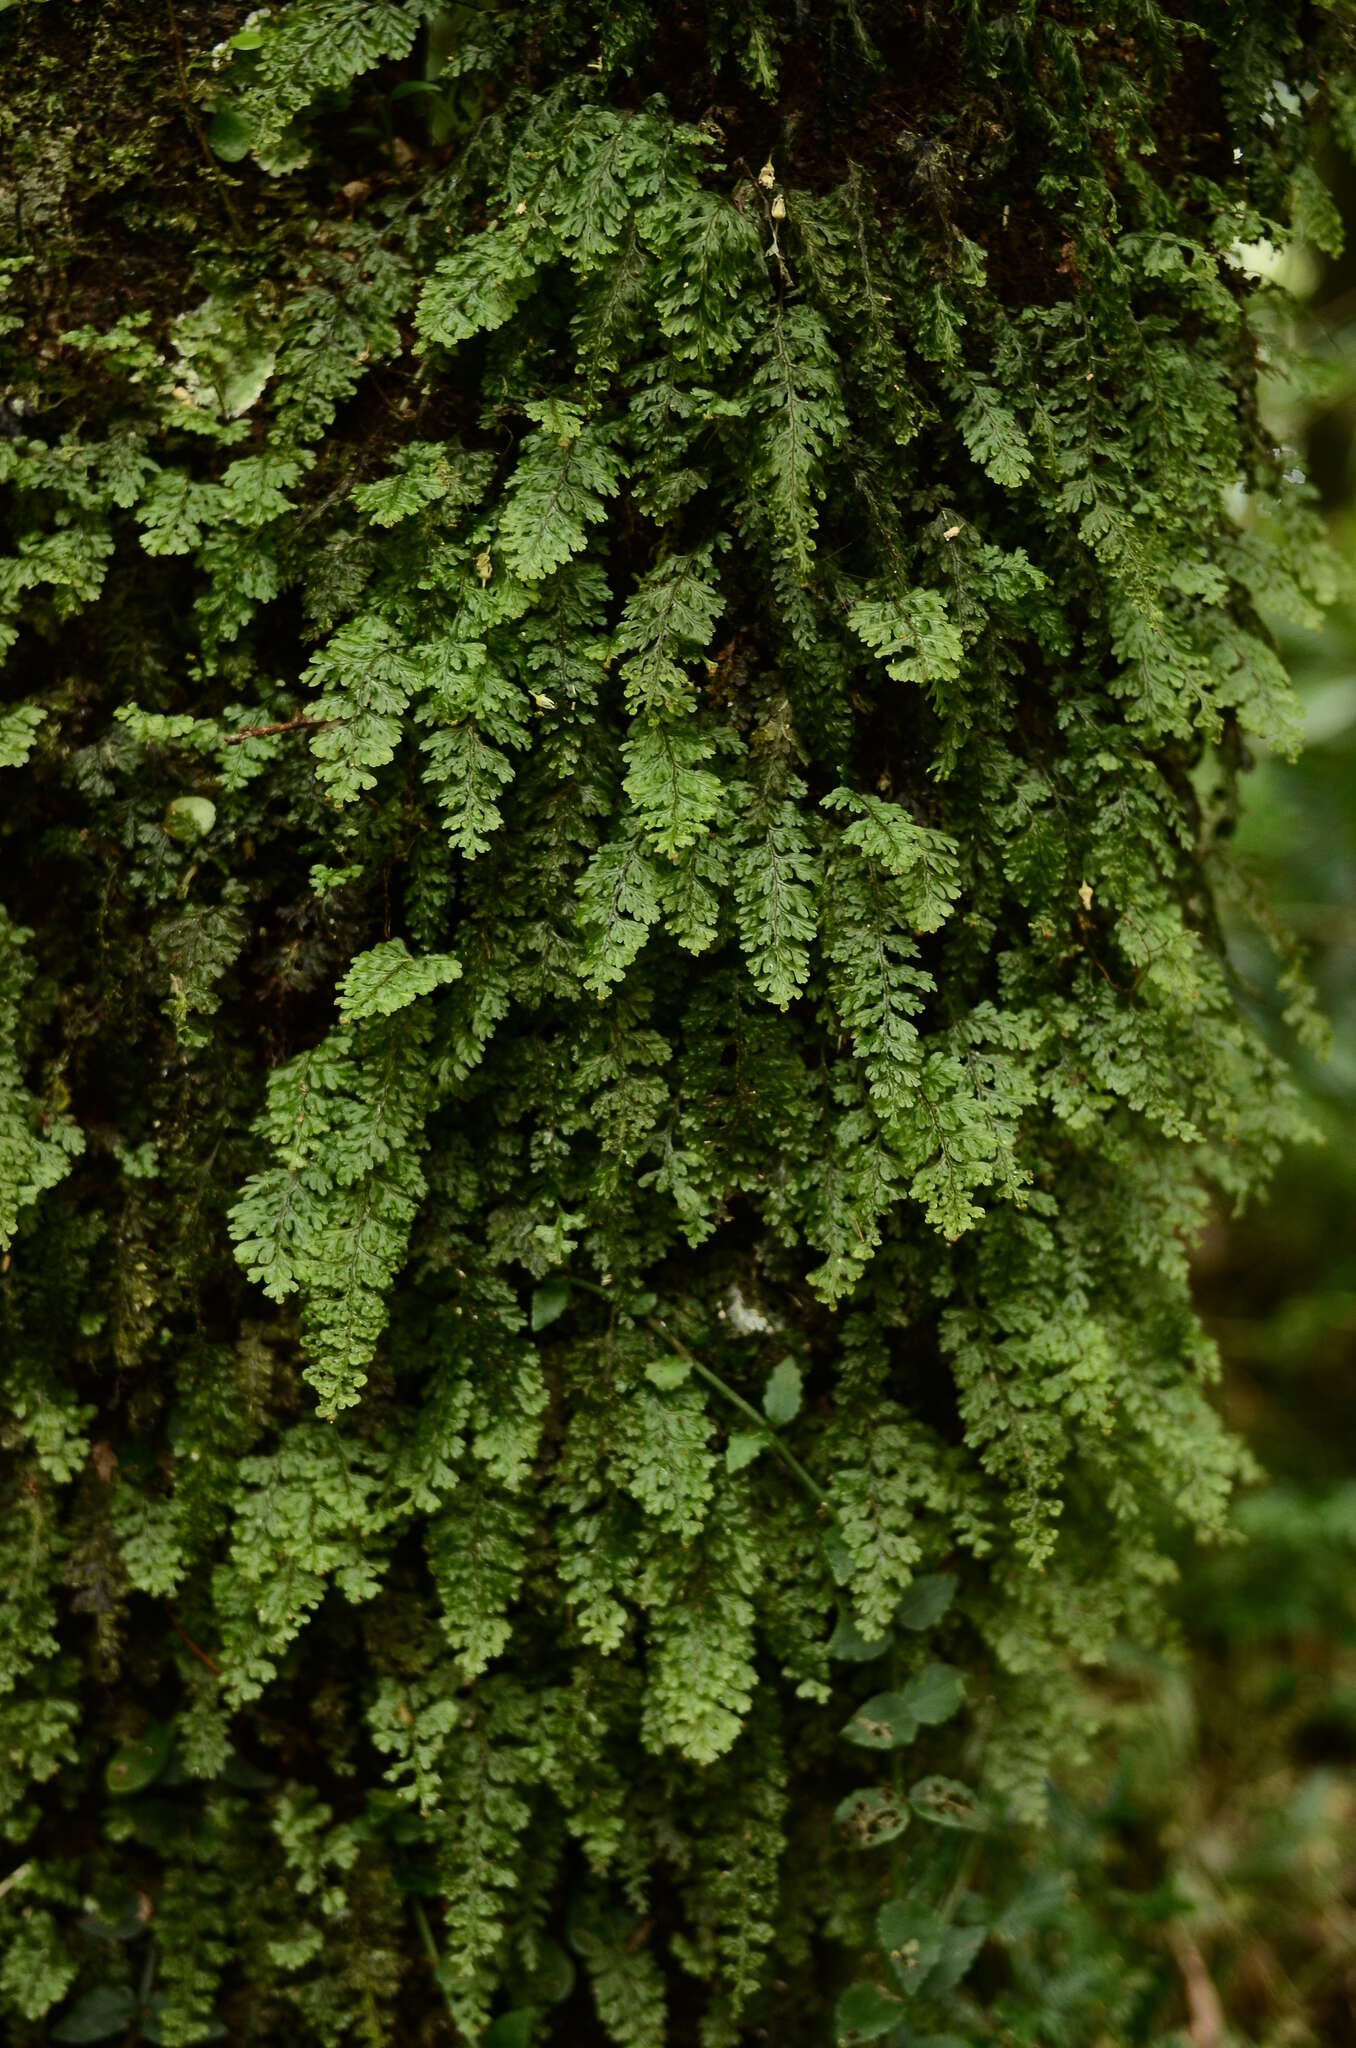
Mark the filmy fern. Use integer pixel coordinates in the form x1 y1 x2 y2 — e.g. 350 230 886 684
0 2 1352 2045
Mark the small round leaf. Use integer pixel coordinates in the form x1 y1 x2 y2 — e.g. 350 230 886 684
876 1900 944 1993
644 1357 691 1391
105 1721 173 1797
520 1939 575 2005
834 1786 910 1848
901 1661 965 1727
762 1355 802 1426
482 2011 537 2048
926 1922 987 1994
909 1776 989 1831
833 1980 905 2045
822 1527 855 1587
842 1692 920 1750
725 1431 764 1473
530 1281 570 1333
828 1608 890 1662
895 1573 958 1631
207 108 252 162
52 1986 139 2043
163 795 216 841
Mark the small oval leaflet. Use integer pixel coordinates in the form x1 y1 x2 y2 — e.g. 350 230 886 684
517 1938 575 2006
895 1571 958 1631
163 794 216 842
207 108 252 162
834 1785 911 1848
909 1775 989 1831
827 1607 891 1662
842 1691 919 1750
104 1720 173 1797
833 1980 905 2045
481 2011 537 2048
725 1430 764 1473
530 1280 571 1333
901 1660 966 1726
924 1921 987 1995
644 1356 691 1391
821 1525 855 1587
762 1354 802 1425
51 1985 139 2044
876 1900 945 1992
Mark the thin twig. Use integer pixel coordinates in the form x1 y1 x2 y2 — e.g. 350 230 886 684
224 715 339 745
1171 1928 1226 2048
169 1614 223 1677
164 0 245 237
410 1898 458 2022
646 1315 831 1510
557 1278 831 1511
937 1835 982 1926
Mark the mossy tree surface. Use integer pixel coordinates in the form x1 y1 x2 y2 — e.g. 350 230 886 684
0 2 1351 2042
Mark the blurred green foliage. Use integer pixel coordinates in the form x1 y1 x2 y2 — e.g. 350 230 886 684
1047 316 1356 2046
988 592 1356 2048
